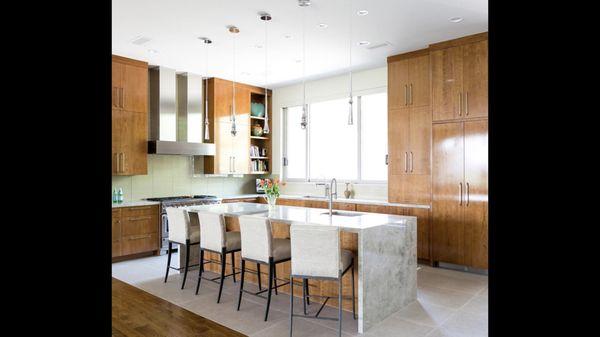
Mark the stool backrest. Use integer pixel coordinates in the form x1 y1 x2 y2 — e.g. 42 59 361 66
198 211 226 252
166 207 190 244
239 215 272 263
290 224 340 279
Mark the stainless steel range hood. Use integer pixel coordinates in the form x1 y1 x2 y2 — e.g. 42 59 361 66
148 67 215 156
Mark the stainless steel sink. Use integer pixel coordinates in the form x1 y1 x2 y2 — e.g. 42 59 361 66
321 211 362 217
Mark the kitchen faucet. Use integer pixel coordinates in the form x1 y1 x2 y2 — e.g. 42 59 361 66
328 178 337 215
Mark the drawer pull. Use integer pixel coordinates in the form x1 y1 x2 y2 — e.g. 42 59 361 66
128 216 152 221
127 234 152 240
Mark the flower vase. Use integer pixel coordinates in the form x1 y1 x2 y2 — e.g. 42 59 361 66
264 194 277 209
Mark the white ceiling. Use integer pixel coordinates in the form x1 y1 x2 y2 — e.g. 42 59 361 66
112 0 487 88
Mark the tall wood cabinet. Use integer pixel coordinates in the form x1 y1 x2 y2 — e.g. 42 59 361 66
431 34 488 122
432 120 488 269
112 55 148 176
387 50 432 204
204 78 271 175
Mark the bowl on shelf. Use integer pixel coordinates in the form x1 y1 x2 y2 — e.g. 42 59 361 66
252 123 263 136
251 102 265 117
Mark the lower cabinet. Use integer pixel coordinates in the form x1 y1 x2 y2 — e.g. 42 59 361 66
112 205 160 259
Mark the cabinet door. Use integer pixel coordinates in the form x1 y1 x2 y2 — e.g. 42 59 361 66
234 86 250 126
408 55 430 107
112 108 122 175
431 46 463 121
462 40 488 119
432 122 465 265
409 106 431 175
232 123 249 174
128 111 148 175
388 60 410 109
215 122 234 174
388 109 410 175
406 207 430 260
112 209 122 257
388 174 431 205
112 61 124 108
215 80 234 124
122 64 148 113
463 120 488 269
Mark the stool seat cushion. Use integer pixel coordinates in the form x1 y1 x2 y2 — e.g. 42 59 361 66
272 238 291 262
341 249 353 272
225 231 241 251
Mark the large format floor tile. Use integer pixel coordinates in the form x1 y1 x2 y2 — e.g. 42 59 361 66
112 255 488 336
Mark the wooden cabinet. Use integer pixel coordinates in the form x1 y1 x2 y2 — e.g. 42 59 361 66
112 205 160 260
388 52 430 109
204 78 269 175
387 51 432 204
112 55 148 176
431 36 487 121
432 120 487 268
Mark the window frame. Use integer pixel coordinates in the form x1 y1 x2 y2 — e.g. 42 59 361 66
282 92 387 184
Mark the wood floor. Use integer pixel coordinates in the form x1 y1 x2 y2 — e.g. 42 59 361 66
112 278 246 337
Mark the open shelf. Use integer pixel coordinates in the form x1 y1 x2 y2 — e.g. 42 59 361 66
250 156 268 159
250 136 269 140
250 116 266 120
250 171 269 174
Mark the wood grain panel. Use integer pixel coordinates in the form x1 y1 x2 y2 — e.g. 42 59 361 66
407 207 431 260
123 64 148 113
388 174 431 205
462 40 488 119
432 46 463 121
463 120 488 268
409 54 430 107
432 122 465 265
388 108 410 175
121 233 159 256
409 105 432 175
388 60 409 109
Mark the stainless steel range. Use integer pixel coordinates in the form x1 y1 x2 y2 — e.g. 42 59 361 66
145 195 221 254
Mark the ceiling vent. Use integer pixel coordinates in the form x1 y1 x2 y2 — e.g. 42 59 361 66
366 41 392 50
130 36 152 45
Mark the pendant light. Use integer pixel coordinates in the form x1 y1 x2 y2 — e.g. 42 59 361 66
299 0 309 129
259 12 271 134
228 25 239 136
199 37 212 141
347 0 354 125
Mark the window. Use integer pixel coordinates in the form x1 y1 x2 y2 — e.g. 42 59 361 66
283 92 387 182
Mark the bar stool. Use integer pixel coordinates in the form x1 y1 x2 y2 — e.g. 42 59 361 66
288 224 356 337
194 211 241 303
237 215 291 321
164 207 200 289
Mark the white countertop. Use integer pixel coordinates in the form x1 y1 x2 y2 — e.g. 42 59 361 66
111 200 161 208
221 194 430 209
185 202 415 233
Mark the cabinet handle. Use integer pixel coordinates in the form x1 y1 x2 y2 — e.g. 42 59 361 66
385 154 389 165
127 234 152 240
458 92 462 116
466 182 470 206
122 153 126 173
119 153 124 173
128 216 151 221
410 151 414 172
465 92 469 116
404 152 408 172
409 84 413 105
115 153 119 173
112 87 116 107
459 182 463 205
121 88 125 108
404 85 408 106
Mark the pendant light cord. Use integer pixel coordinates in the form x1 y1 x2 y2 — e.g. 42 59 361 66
348 0 354 125
301 4 308 129
263 14 270 134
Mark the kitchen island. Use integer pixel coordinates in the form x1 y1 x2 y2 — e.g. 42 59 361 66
185 202 417 333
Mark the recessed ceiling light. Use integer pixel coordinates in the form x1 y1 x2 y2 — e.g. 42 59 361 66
318 23 328 28
449 17 463 23
357 10 369 16
357 41 370 46
147 49 158 54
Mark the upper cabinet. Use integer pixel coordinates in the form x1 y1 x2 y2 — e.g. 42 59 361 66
431 34 488 121
388 52 430 110
112 55 148 176
204 78 270 175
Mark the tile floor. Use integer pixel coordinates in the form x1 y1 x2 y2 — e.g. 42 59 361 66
112 253 488 337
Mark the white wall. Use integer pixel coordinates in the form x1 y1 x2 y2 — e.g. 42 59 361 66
270 66 389 200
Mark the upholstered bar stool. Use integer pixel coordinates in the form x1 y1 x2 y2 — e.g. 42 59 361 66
194 211 241 303
288 224 356 337
164 207 200 289
237 215 291 321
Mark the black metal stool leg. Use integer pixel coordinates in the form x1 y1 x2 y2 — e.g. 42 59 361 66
264 260 274 321
181 241 190 289
305 279 310 305
351 261 356 320
217 248 226 303
257 263 262 290
273 264 278 295
237 259 245 311
195 249 204 295
231 252 236 283
302 278 307 315
164 241 172 283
